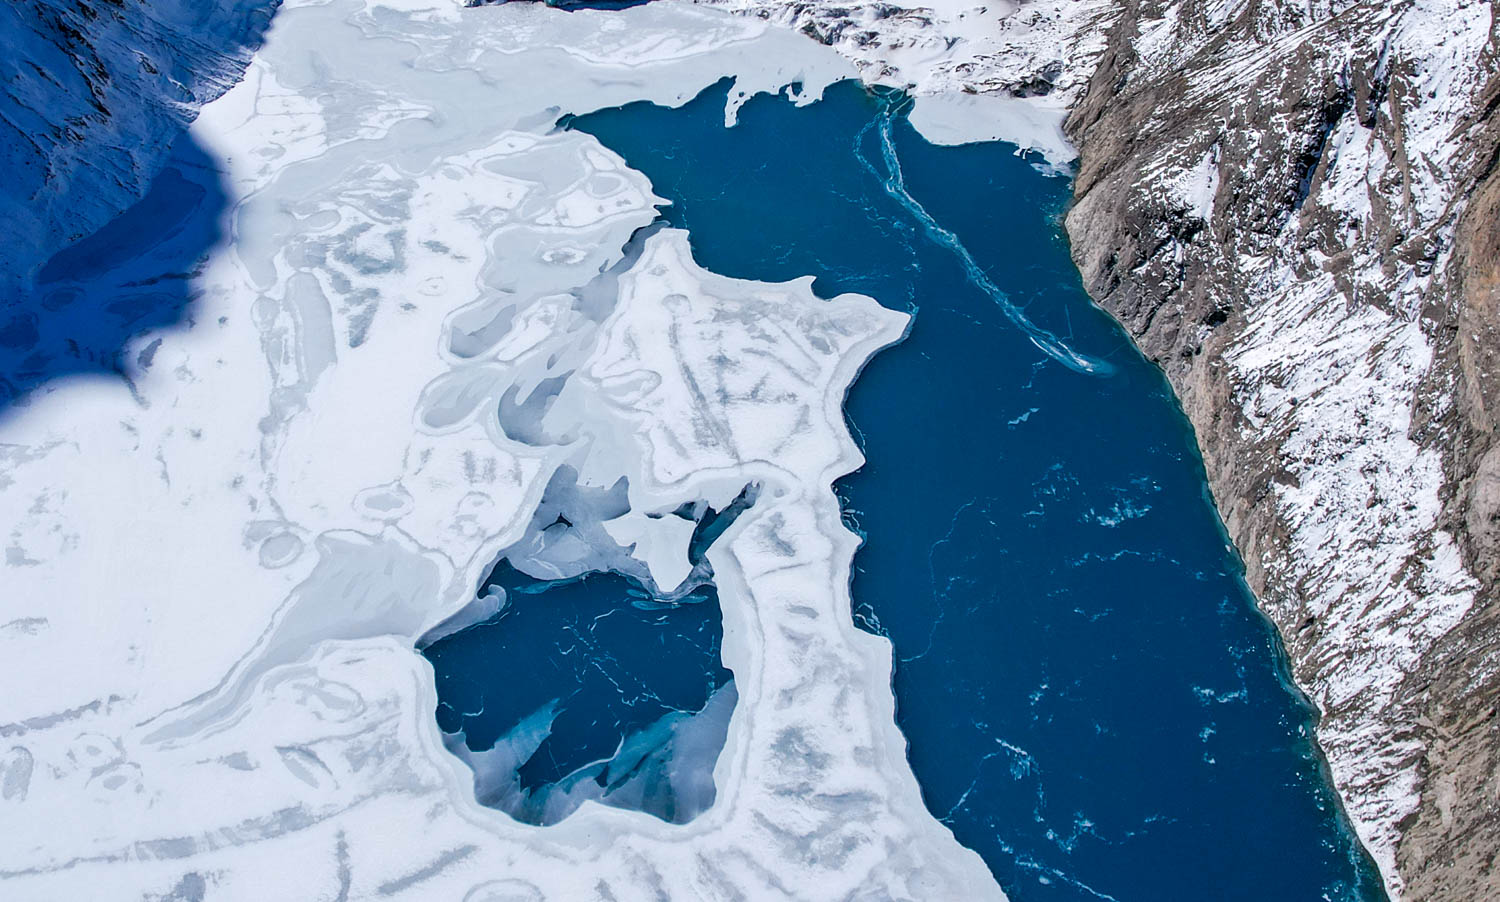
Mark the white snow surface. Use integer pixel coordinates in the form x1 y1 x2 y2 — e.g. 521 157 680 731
0 2 1004 899
695 0 1118 162
602 511 698 594
906 91 1076 167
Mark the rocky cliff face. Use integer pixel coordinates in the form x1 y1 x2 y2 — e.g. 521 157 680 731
0 0 279 292
699 0 1498 898
1064 1 1497 897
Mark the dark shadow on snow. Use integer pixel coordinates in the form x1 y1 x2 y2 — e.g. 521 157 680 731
0 131 228 415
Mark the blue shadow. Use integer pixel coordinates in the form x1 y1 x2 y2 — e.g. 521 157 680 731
0 132 227 414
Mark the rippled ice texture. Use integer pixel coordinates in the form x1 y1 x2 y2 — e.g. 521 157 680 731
0 1 1005 899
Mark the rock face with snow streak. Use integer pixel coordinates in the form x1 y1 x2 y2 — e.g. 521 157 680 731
1063 2 1498 897
0 0 280 292
700 0 1499 898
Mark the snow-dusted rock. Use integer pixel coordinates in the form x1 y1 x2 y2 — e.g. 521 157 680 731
1059 1 1500 898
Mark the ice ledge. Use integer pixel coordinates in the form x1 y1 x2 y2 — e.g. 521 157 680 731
693 0 1120 164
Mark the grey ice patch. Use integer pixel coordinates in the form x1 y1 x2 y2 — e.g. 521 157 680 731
148 872 206 902
353 482 413 522
331 223 409 277
464 879 544 902
5 545 41 567
377 845 477 896
1 746 34 801
136 338 164 371
277 746 336 789
0 696 122 738
258 531 305 568
136 835 197 861
0 616 47 635
334 830 353 902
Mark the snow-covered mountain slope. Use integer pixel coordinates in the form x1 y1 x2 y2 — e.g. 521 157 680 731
0 0 279 292
698 0 1499 898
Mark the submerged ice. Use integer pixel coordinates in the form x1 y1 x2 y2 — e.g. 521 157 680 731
427 560 737 826
422 465 752 827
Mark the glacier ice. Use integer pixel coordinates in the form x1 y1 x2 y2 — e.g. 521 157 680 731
0 1 1004 899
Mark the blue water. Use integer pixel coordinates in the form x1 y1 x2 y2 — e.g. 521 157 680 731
425 561 731 793
0 132 226 413
422 478 754 823
566 79 1387 900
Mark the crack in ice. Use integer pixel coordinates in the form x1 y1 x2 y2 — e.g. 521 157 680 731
855 92 1115 378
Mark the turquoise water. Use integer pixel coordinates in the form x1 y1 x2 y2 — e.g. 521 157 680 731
562 80 1387 900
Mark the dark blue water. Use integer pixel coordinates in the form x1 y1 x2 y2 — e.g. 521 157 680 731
0 132 226 413
425 561 731 791
566 79 1386 900
422 479 755 824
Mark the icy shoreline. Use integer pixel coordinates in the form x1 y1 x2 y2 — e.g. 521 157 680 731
695 0 1115 163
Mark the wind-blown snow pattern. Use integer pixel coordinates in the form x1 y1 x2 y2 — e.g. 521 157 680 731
0 2 1004 899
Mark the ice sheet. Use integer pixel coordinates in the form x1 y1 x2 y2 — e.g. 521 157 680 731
0 1 1003 898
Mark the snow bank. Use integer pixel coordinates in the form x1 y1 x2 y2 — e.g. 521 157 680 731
695 0 1118 163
